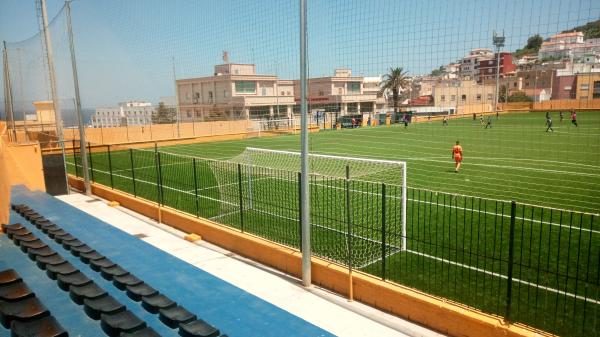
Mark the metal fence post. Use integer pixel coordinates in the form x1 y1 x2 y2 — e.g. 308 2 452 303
107 144 114 189
298 172 302 250
129 148 136 197
381 183 387 281
193 158 199 217
87 142 94 182
505 201 517 321
72 139 79 177
237 163 245 232
157 151 164 206
345 165 353 301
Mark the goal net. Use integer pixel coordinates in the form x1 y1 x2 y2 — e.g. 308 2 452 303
209 147 407 267
247 118 297 138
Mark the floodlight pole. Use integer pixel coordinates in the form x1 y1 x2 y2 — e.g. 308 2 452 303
66 1 90 195
41 0 69 194
2 41 17 141
172 56 180 138
299 0 311 287
493 31 505 119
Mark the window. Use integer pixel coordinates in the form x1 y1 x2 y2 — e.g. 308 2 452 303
262 87 267 96
338 88 343 95
513 82 517 87
235 81 256 94
564 86 572 90
441 95 445 101
581 84 589 90
450 95 456 101
525 82 529 86
208 91 213 103
593 81 600 99
488 69 493 73
580 96 588 99
476 94 482 101
318 90 324 96
461 94 467 101
281 91 285 95
347 82 361 93
187 111 191 118
223 90 228 98
487 93 493 100
287 91 291 95
196 111 201 117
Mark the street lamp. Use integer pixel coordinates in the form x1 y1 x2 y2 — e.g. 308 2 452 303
493 31 505 118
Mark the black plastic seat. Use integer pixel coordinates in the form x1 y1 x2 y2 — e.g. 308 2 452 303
113 274 142 291
27 246 56 260
57 271 92 291
5 227 31 239
22 211 40 221
48 229 68 240
119 326 161 337
46 262 78 280
141 294 175 314
125 283 157 302
158 305 196 328
80 250 104 264
28 214 45 222
69 282 107 304
90 258 115 272
10 315 68 337
40 224 60 234
83 295 125 320
2 223 24 232
10 204 25 211
71 244 93 257
0 270 21 285
100 265 129 281
179 319 221 337
35 254 65 270
62 238 84 250
0 281 34 302
33 218 53 228
12 233 38 245
0 297 49 328
100 310 146 337
53 233 76 244
20 239 47 253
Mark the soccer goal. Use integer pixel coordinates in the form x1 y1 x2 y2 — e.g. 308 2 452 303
247 118 297 138
209 147 408 266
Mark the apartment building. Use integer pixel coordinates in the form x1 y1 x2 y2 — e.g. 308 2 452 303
476 52 516 83
433 79 496 114
459 48 493 79
91 101 154 128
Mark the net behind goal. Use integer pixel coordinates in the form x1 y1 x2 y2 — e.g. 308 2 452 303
209 147 407 267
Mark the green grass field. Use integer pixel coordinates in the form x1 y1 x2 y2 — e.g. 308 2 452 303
67 111 600 337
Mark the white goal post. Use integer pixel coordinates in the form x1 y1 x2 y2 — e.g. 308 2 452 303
248 118 297 137
229 147 408 251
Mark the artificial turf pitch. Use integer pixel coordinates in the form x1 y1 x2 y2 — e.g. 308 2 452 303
67 111 600 337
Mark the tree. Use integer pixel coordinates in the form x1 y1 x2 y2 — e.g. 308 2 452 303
514 34 544 58
430 65 444 77
380 67 409 115
507 91 533 103
152 102 176 124
562 19 600 39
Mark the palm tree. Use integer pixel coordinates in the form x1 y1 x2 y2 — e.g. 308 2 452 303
380 67 409 115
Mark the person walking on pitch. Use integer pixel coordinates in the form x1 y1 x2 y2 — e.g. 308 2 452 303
546 114 554 132
571 109 578 127
442 116 448 126
452 141 463 173
485 116 492 129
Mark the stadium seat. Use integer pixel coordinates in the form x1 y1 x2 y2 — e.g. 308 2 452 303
0 281 34 302
54 233 76 244
70 244 94 257
40 224 60 234
125 283 157 302
140 294 175 314
158 305 196 328
69 282 107 304
12 233 38 245
0 270 21 286
100 310 146 336
119 326 161 337
83 295 125 320
113 274 142 291
10 315 68 337
90 258 115 271
35 254 66 270
57 272 92 291
61 239 85 251
32 218 54 228
48 229 69 240
28 246 57 261
179 319 220 337
20 239 48 253
80 251 104 264
0 296 49 328
46 262 78 280
100 265 129 281
5 227 31 239
2 223 24 232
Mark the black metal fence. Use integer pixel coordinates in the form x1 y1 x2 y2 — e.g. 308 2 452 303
68 143 599 337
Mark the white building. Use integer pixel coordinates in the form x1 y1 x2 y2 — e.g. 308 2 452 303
538 32 600 61
91 101 155 128
459 48 493 80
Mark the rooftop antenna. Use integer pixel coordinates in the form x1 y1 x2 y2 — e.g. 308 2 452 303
222 51 229 63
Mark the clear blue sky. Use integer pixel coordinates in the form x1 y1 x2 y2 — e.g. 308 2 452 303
1 0 599 111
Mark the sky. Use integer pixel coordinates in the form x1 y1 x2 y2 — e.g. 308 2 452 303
1 0 599 116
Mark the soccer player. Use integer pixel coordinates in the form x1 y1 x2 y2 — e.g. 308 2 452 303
485 116 492 129
546 114 554 132
479 114 484 125
570 109 578 127
403 113 408 128
442 116 448 126
452 141 463 173
559 111 564 123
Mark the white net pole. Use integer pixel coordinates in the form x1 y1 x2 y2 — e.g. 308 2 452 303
402 163 407 251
